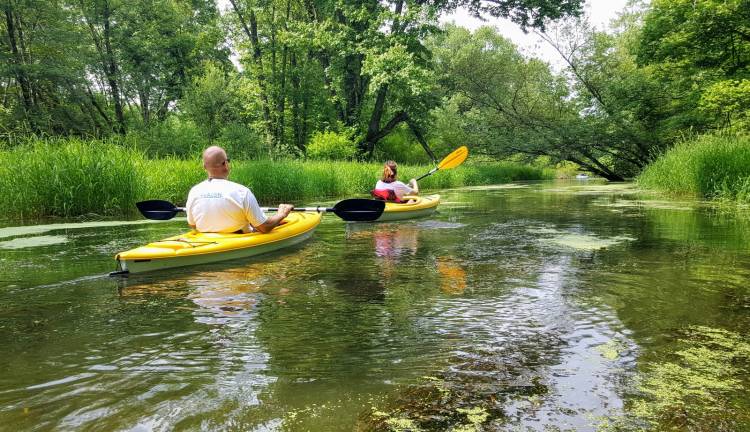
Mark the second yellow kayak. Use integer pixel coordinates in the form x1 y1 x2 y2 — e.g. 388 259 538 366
377 194 440 221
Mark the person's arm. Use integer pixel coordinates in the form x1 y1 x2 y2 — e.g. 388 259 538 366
408 178 419 195
186 190 197 229
255 204 294 233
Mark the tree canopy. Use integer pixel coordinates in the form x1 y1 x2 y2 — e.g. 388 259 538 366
2 0 747 178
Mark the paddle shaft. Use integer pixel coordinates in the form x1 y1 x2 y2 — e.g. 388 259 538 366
171 206 336 213
261 207 334 213
416 168 438 181
415 146 468 181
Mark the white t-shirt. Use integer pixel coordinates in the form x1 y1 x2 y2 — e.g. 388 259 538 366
186 179 267 233
375 180 414 199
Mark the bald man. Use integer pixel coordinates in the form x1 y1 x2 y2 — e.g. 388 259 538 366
185 146 293 234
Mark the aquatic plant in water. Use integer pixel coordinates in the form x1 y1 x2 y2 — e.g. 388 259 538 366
630 326 750 431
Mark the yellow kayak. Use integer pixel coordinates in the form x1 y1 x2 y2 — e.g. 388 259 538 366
378 194 440 221
114 212 322 274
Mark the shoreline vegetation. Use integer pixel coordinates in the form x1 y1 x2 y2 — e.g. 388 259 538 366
638 133 750 203
0 139 553 221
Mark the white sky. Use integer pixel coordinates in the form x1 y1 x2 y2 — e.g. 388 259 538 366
440 0 630 69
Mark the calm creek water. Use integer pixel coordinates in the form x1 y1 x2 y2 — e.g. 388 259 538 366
1 181 749 431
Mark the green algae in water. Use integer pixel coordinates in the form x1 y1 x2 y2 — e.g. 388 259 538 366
0 219 176 239
593 199 697 211
527 225 637 251
546 233 635 251
453 407 490 432
540 183 641 196
631 326 750 430
459 184 530 191
596 340 625 361
0 235 68 249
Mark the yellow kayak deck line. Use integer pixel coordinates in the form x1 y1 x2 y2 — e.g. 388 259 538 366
378 194 440 221
115 211 322 274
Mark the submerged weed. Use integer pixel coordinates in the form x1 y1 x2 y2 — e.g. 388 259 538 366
630 325 750 431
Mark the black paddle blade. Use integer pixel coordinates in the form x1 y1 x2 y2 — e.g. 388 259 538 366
135 200 182 220
332 198 385 221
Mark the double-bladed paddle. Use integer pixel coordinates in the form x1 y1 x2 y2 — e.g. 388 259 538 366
135 198 385 222
416 146 469 181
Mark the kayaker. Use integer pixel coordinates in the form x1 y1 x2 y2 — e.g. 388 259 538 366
371 160 419 202
186 146 293 234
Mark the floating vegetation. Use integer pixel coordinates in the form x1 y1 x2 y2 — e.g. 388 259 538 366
457 184 531 191
416 221 466 229
359 343 559 431
0 235 68 249
593 199 697 211
0 219 173 240
546 234 636 251
361 374 504 431
540 183 640 195
630 326 750 431
528 226 636 251
596 340 627 361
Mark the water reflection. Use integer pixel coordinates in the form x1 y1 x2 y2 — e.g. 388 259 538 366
3 182 750 430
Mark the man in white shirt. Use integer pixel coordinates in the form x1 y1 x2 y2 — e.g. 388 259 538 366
186 146 293 233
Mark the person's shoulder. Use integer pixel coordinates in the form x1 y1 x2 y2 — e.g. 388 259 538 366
188 180 209 193
215 179 247 192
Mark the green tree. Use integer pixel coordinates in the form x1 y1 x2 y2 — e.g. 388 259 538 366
181 63 243 143
637 0 750 132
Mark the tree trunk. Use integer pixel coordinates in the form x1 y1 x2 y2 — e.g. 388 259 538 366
102 1 125 134
357 0 405 156
4 7 33 113
229 0 273 145
290 52 304 151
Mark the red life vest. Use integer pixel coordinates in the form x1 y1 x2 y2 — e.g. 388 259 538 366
371 189 402 203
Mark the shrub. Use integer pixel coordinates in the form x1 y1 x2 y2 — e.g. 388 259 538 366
306 130 358 160
125 117 204 158
217 123 265 160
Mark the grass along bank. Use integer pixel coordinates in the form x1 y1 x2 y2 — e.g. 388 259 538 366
0 138 553 220
638 133 750 202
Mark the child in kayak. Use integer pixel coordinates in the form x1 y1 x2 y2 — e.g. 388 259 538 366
371 160 419 203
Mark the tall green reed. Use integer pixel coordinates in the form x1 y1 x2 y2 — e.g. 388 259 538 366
0 138 144 218
638 133 750 202
0 138 553 220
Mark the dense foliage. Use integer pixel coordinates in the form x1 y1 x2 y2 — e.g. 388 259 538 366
1 0 747 182
0 0 581 157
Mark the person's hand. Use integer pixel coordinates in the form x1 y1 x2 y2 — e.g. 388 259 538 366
277 203 294 217
409 178 417 187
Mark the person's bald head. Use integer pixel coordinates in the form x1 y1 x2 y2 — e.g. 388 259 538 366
202 146 230 179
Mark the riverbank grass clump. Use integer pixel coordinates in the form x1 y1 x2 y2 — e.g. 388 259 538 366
0 138 145 218
638 133 750 202
0 138 554 220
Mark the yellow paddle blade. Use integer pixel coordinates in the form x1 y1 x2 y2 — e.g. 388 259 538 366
437 146 469 170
